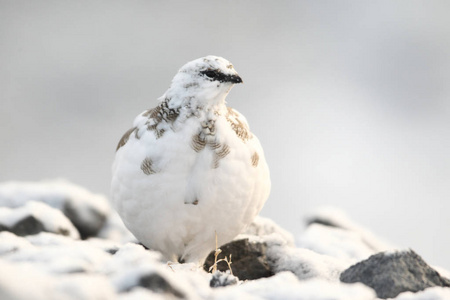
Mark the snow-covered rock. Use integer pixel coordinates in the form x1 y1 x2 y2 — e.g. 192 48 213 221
241 215 295 246
210 271 238 288
0 201 79 239
265 234 348 281
302 206 393 262
0 179 110 238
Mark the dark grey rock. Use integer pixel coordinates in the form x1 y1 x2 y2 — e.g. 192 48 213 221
138 273 185 298
0 223 9 233
204 238 274 281
340 250 450 299
63 201 106 239
307 217 340 228
105 247 119 255
12 215 46 236
210 271 238 288
0 216 45 236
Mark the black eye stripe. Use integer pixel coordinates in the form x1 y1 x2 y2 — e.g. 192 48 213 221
200 70 220 79
199 69 243 84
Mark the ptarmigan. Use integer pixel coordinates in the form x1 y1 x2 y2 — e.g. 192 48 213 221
111 56 270 263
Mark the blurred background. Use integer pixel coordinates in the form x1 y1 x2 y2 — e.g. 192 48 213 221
1 1 449 269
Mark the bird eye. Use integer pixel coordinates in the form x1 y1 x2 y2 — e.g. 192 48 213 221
201 70 218 79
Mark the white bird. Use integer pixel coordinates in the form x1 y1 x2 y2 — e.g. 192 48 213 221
111 56 270 263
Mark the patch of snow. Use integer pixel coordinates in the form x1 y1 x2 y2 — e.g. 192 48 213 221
0 259 117 300
118 287 167 300
241 215 295 246
165 262 213 299
215 272 376 300
2 233 112 275
26 231 80 247
107 243 211 299
393 286 450 300
213 288 261 300
0 231 35 255
103 243 163 274
53 273 117 300
0 259 57 300
104 243 165 291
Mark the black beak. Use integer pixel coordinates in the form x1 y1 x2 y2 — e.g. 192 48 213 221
227 74 243 84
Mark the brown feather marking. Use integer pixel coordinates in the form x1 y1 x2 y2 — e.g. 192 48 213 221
226 107 252 142
143 100 181 140
212 144 230 169
159 100 180 123
134 128 141 139
141 157 157 175
149 106 162 121
116 127 137 151
207 140 221 150
251 152 259 167
191 134 206 152
155 128 165 139
216 144 230 159
147 123 158 131
142 108 156 117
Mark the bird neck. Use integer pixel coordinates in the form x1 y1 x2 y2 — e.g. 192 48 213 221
163 88 229 113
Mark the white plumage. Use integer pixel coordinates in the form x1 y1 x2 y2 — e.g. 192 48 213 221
111 56 270 263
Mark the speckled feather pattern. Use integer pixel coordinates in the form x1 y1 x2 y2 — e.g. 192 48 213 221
111 56 270 263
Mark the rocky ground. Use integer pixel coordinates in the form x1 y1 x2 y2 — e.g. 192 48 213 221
0 179 449 300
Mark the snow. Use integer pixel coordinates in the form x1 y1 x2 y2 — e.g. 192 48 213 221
393 287 450 300
0 259 56 300
214 272 376 300
119 288 167 300
0 180 449 300
2 233 112 275
0 259 117 300
0 179 110 216
0 232 35 255
241 215 295 246
266 236 349 281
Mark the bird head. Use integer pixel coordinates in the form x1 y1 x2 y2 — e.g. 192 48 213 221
163 56 243 109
